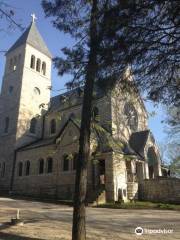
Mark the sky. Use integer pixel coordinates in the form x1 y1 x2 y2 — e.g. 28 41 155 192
0 0 167 147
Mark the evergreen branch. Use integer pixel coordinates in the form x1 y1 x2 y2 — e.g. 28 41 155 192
0 8 24 31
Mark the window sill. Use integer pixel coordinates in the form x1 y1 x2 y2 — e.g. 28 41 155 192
29 67 47 78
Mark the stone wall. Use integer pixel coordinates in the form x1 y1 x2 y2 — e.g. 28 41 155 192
139 177 180 204
112 153 127 202
127 182 138 200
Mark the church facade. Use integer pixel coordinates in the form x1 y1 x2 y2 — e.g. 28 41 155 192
0 20 163 203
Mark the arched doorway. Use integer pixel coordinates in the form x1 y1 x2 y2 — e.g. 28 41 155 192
147 147 159 178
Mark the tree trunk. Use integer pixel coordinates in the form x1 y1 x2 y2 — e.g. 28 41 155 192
72 1 98 240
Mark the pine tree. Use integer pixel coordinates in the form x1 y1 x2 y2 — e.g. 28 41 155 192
42 1 134 239
42 1 180 239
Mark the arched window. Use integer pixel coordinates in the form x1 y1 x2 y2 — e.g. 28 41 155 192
63 154 69 171
8 86 14 94
34 87 41 95
30 55 36 69
30 118 37 134
92 106 99 122
50 119 56 134
39 158 44 174
73 153 78 170
4 117 9 133
13 56 17 71
1 162 5 177
25 161 30 176
18 162 23 177
47 157 53 173
42 62 46 75
36 58 41 72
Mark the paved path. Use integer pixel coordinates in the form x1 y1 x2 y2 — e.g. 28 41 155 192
0 197 179 240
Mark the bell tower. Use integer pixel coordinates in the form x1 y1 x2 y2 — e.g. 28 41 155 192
0 15 52 192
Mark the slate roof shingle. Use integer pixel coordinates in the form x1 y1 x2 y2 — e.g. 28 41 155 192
49 86 104 112
7 22 52 58
129 130 150 158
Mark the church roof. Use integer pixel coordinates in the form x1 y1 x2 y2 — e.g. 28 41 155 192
6 22 52 58
129 130 150 158
49 86 104 113
17 118 79 151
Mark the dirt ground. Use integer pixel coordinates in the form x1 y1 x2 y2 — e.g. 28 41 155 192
0 197 179 240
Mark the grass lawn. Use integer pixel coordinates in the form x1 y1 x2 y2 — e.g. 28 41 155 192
97 201 180 210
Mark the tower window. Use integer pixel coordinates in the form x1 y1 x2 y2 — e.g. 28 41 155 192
63 154 69 171
13 56 17 71
4 117 9 133
18 162 23 177
36 58 41 72
1 162 5 177
8 86 14 94
30 55 35 69
47 157 53 173
34 87 41 95
42 62 46 75
29 118 37 134
25 161 30 176
39 158 44 174
50 119 56 134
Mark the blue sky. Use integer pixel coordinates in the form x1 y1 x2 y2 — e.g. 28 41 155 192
0 0 167 146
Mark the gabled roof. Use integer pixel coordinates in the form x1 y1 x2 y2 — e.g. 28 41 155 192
129 130 150 158
49 86 105 113
17 118 79 152
7 22 52 58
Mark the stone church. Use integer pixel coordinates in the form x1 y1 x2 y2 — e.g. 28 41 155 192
0 18 164 203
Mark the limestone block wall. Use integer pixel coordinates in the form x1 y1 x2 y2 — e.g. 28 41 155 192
103 152 114 202
127 182 138 200
44 104 82 139
13 145 57 197
13 120 94 200
15 44 51 147
111 82 148 142
0 135 17 192
139 178 180 204
44 95 111 140
112 153 127 201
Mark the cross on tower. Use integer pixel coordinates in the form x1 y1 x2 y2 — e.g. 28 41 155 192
31 13 37 23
